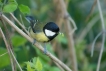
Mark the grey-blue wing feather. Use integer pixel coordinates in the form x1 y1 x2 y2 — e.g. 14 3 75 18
33 21 46 33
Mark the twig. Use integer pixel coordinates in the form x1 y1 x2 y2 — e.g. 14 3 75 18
0 28 23 71
66 13 77 35
53 61 64 71
53 0 77 70
0 15 16 71
91 31 102 57
96 0 105 71
85 0 97 22
1 14 72 71
64 19 77 71
9 13 29 35
97 33 105 71
59 0 78 71
0 52 8 57
77 15 99 43
9 47 23 71
19 15 24 28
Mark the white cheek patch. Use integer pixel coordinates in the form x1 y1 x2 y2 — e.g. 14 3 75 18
45 29 56 36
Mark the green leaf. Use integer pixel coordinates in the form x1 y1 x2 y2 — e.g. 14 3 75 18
19 4 30 15
11 35 27 47
26 62 35 71
9 0 16 3
3 2 18 13
35 57 43 71
0 47 10 68
51 67 60 71
32 57 37 64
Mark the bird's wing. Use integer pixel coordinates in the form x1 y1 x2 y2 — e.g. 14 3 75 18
25 15 46 33
33 21 46 33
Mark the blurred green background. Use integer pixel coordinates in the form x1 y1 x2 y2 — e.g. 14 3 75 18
0 0 106 71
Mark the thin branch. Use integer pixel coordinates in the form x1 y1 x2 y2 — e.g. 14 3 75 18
91 31 102 57
96 0 105 71
53 61 64 71
0 52 8 57
53 0 77 70
19 15 24 28
59 0 78 71
9 13 29 35
1 14 72 71
64 19 77 71
0 28 15 71
66 13 77 35
97 1 105 29
0 28 23 71
77 15 99 43
97 33 105 71
61 1 77 35
85 0 97 22
9 47 23 71
0 15 16 71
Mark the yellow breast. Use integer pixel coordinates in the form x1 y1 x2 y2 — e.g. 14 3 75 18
29 30 49 42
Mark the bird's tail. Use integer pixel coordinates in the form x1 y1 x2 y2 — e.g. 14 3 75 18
25 16 37 33
25 16 36 25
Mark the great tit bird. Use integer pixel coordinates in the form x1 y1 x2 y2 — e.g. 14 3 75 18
25 16 60 53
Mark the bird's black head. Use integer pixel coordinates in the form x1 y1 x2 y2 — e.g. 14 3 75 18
43 22 59 41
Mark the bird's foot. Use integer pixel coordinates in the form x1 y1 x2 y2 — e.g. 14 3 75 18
32 39 36 45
